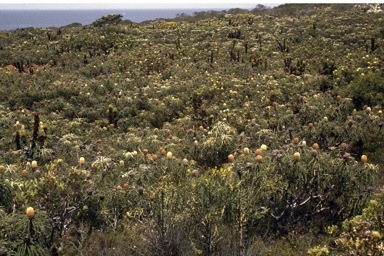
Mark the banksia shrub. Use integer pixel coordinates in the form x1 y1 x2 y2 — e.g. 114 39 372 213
0 179 13 213
312 192 384 255
198 121 237 167
232 140 378 235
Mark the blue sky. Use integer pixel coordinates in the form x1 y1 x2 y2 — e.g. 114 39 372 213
0 1 281 9
0 1 370 10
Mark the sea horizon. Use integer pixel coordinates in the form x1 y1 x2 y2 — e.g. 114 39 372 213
0 7 271 31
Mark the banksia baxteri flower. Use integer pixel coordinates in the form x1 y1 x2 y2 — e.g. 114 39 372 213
191 169 198 177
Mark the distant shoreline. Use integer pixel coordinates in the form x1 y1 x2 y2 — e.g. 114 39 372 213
0 8 227 31
0 5 284 31
0 3 280 10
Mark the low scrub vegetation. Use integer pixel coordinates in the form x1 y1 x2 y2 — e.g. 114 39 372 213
0 4 383 255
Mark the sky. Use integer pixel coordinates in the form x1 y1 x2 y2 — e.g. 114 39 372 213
0 1 279 9
0 0 373 9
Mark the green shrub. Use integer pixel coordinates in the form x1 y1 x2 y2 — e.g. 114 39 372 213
310 192 384 255
347 70 384 110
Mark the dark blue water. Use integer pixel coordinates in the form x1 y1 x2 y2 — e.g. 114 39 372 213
0 9 228 31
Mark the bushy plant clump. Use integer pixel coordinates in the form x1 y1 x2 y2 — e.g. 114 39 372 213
309 192 384 255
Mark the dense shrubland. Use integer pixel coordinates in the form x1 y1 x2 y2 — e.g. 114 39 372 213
0 4 383 255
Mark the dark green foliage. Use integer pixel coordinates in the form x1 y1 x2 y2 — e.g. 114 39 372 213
92 14 123 27
0 180 13 213
310 192 384 255
347 71 384 110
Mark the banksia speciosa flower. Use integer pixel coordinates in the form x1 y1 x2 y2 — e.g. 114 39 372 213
26 207 35 219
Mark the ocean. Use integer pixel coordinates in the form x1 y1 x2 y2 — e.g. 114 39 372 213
0 9 230 31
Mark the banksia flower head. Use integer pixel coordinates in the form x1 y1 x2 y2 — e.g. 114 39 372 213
299 141 306 147
191 169 198 177
26 207 35 219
